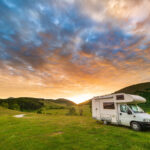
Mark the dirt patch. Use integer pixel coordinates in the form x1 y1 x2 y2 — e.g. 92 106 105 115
50 131 63 136
13 114 25 118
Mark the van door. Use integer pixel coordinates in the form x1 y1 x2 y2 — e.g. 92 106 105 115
118 104 134 126
95 100 100 120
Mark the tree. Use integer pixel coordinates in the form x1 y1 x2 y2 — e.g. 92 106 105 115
9 103 20 110
79 109 83 116
66 107 77 115
1 102 8 108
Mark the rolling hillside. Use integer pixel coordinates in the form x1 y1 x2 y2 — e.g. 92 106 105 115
114 82 150 94
1 82 150 111
0 97 76 111
114 82 150 110
79 82 150 110
78 99 91 106
54 98 76 106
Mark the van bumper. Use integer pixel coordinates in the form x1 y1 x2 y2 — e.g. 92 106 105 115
139 122 150 128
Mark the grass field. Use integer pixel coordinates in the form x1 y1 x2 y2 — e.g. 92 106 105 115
0 106 150 150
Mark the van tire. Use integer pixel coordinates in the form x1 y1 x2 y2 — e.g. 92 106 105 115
131 122 141 131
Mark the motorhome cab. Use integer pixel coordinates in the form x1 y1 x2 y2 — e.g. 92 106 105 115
92 93 150 131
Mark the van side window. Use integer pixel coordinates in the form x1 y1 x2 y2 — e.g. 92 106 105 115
103 102 115 109
120 105 127 112
116 95 124 100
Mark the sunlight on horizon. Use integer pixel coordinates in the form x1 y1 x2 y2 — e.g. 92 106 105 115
68 94 97 104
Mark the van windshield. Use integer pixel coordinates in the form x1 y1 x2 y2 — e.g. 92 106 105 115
128 104 144 113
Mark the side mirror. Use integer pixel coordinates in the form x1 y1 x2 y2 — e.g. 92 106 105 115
127 109 132 115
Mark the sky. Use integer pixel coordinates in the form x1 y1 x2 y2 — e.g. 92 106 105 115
0 0 150 103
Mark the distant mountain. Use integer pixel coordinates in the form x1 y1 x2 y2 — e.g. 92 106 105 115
0 97 76 111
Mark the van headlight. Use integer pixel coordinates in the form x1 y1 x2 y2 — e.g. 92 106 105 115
143 119 150 122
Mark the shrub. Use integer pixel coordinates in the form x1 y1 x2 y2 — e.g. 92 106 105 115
66 107 77 115
18 99 43 111
89 101 92 112
79 109 83 116
9 103 20 110
37 109 42 114
1 102 8 108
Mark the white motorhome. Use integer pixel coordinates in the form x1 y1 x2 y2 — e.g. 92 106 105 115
92 93 150 131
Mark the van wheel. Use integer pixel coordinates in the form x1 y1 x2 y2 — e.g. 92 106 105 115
103 120 108 125
131 122 141 131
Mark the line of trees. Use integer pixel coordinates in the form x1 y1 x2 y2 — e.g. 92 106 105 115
0 98 44 111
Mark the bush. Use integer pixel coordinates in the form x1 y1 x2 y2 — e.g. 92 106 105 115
1 102 8 108
37 109 42 114
66 107 77 115
79 109 83 116
18 99 43 111
9 103 20 110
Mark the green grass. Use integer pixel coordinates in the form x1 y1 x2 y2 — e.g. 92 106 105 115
0 106 150 150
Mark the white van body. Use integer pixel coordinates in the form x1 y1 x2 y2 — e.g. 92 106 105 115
92 93 150 130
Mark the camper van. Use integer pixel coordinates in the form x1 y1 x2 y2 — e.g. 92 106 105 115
92 93 150 131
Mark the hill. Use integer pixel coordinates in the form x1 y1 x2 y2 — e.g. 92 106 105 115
114 82 150 94
114 82 150 110
79 82 150 110
0 97 76 111
78 99 91 106
54 98 76 106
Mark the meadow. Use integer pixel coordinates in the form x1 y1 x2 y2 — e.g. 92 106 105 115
0 105 150 150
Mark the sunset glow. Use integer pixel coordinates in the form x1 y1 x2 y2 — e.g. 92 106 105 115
69 94 96 104
0 0 150 102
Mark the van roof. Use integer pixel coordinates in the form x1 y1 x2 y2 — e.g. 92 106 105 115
92 93 146 104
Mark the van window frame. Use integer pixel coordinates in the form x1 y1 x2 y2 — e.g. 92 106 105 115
103 102 115 109
116 95 124 100
120 104 133 114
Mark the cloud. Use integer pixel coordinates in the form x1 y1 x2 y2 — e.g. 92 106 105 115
0 0 150 102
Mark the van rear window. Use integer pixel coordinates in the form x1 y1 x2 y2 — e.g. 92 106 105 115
103 102 115 109
116 95 124 100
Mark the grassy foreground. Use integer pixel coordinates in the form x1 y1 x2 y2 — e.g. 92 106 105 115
0 106 150 150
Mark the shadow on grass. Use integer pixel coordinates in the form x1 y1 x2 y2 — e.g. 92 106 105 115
95 120 150 132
